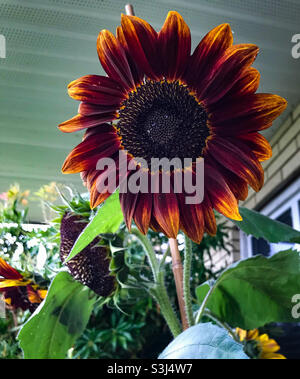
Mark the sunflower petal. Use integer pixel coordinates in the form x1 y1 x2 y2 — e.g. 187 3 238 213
133 193 152 235
158 11 191 80
59 113 117 133
259 337 280 353
208 67 260 114
120 14 161 80
226 67 260 98
62 130 121 174
116 25 144 86
149 214 163 234
27 286 42 304
206 156 249 201
202 196 217 236
200 44 259 105
89 166 117 209
68 75 126 102
237 132 272 162
37 289 47 299
119 190 138 231
205 163 242 220
89 152 132 208
247 329 260 340
185 23 233 90
260 352 286 359
152 173 180 238
177 191 204 243
78 103 117 116
0 258 23 280
207 137 264 192
236 328 247 342
0 279 28 289
67 89 122 106
97 29 135 90
210 93 287 134
82 123 116 140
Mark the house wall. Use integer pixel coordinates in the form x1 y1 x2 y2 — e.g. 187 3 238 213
205 102 300 271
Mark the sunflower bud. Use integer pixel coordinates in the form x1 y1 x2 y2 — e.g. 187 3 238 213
60 211 115 297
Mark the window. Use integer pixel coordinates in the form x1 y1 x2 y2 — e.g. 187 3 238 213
240 177 300 259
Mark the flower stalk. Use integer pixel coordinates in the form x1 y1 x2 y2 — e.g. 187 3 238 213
125 3 135 16
195 285 215 324
183 235 195 327
130 228 181 337
169 238 189 330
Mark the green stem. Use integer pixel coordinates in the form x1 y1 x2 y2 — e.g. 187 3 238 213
130 227 159 280
159 245 170 269
204 310 240 343
183 235 194 327
130 228 181 337
195 285 215 324
153 271 182 337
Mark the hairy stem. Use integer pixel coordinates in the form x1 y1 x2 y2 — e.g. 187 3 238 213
159 245 170 268
153 271 182 337
169 238 189 330
130 228 181 337
130 227 159 280
183 235 194 327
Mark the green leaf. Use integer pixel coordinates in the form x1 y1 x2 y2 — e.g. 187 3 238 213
159 322 248 359
65 191 123 262
18 272 96 359
196 249 300 329
233 207 300 243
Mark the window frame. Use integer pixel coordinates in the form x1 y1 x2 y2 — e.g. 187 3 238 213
240 177 300 259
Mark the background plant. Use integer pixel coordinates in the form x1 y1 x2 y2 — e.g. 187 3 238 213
0 183 230 359
3 182 300 359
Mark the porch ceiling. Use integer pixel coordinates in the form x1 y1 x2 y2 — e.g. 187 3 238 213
0 0 299 221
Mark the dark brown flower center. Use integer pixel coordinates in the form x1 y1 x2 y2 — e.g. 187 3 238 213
117 80 209 168
60 212 115 297
143 105 183 145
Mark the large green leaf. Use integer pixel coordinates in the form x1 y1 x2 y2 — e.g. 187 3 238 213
159 322 248 359
196 249 300 329
65 191 123 262
18 272 96 359
233 207 300 243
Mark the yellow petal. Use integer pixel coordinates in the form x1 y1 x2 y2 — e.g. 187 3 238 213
260 352 286 359
0 279 30 289
236 328 247 341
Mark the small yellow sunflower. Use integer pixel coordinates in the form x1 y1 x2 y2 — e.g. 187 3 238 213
236 328 286 359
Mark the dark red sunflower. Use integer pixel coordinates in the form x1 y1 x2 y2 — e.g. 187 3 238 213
59 11 287 243
0 258 47 312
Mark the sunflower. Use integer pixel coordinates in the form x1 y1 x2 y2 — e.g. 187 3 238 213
59 11 287 243
60 211 116 297
236 328 286 359
0 258 47 312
